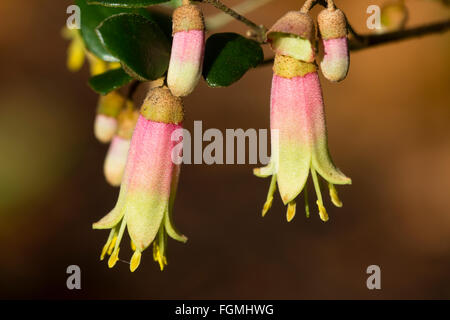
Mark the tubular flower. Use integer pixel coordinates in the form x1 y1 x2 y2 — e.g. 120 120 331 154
94 91 125 144
167 1 205 97
93 87 187 272
103 103 139 187
318 7 349 82
254 53 351 222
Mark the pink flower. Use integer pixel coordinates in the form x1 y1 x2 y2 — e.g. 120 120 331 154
254 55 351 222
318 8 349 82
93 87 186 272
167 3 205 97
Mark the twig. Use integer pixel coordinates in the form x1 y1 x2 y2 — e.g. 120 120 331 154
193 0 267 42
260 19 450 65
205 0 272 31
349 19 450 51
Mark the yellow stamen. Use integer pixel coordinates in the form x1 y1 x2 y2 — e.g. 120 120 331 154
107 235 117 255
328 183 343 208
100 243 109 261
100 229 116 261
108 248 120 268
153 243 167 271
304 184 310 218
262 197 273 217
316 200 329 222
286 201 296 222
130 240 136 251
130 250 141 272
311 167 329 221
262 174 277 217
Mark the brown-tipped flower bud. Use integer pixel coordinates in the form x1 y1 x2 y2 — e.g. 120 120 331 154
140 87 184 124
167 4 205 97
318 8 349 82
266 11 316 63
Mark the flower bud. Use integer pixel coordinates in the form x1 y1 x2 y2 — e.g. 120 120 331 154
103 104 139 187
94 91 124 143
317 8 349 82
167 4 205 97
266 11 316 63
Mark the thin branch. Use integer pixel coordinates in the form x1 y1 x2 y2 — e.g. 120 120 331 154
349 19 450 51
260 19 450 65
205 0 272 31
193 0 267 42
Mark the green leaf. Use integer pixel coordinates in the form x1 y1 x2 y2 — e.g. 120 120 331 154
96 13 171 81
88 68 133 95
75 0 161 61
87 0 167 7
203 33 264 87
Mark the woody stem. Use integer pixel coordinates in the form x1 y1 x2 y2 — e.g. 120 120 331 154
193 0 266 42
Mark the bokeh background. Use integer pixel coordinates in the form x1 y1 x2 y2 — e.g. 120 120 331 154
0 0 449 299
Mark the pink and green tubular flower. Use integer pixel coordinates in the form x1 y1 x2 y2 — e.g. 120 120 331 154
167 2 205 97
318 7 349 82
255 8 351 222
93 87 187 272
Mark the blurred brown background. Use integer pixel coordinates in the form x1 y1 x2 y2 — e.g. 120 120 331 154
0 0 449 299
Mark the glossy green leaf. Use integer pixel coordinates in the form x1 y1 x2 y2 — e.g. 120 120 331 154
87 0 167 7
96 13 171 81
75 0 161 61
88 68 133 95
203 33 264 87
